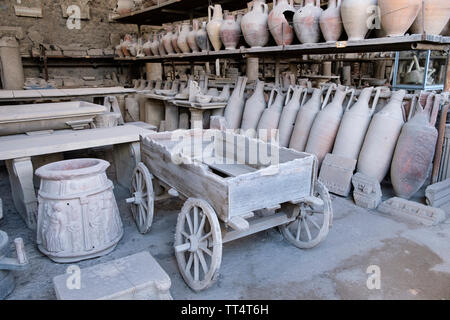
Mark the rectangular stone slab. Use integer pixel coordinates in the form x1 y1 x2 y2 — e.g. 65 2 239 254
319 153 356 197
53 251 172 300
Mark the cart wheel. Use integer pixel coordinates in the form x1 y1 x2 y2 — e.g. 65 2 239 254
280 180 332 249
128 162 154 234
174 198 222 292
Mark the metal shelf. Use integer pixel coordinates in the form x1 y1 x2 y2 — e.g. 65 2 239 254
113 0 247 25
115 34 450 63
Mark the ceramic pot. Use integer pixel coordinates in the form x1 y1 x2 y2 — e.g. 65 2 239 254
116 40 125 57
212 85 231 116
241 80 267 137
305 85 352 165
241 0 270 48
171 25 181 53
207 4 223 51
117 0 134 14
320 0 343 42
257 87 285 142
121 34 133 56
268 0 296 46
187 20 200 53
177 23 191 53
224 76 248 129
158 33 166 56
379 0 421 37
333 87 381 160
196 21 209 52
293 0 323 44
357 90 406 182
35 159 123 263
143 37 152 56
278 85 304 147
220 12 241 50
150 32 160 56
391 93 439 199
411 0 450 35
341 0 377 41
289 88 323 152
162 27 175 54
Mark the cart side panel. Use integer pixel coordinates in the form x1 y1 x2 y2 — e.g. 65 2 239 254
141 143 230 222
228 157 315 218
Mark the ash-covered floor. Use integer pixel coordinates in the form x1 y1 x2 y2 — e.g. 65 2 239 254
1 165 450 300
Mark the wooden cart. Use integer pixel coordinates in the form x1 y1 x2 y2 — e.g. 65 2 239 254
126 130 333 291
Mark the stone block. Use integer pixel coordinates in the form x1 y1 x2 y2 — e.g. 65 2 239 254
53 251 172 300
425 178 450 210
377 197 447 226
103 48 114 56
318 153 356 197
63 50 87 57
352 172 382 209
87 48 103 56
0 27 24 40
14 6 43 18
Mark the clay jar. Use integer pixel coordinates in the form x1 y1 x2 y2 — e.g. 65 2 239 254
293 0 323 44
305 85 351 165
177 23 191 53
196 21 209 52
268 0 296 46
207 4 223 51
158 32 167 56
379 0 421 37
150 32 160 56
241 0 270 48
257 88 285 142
220 12 241 50
289 88 323 152
224 76 248 129
187 20 200 53
241 80 267 137
35 159 123 263
162 27 175 54
357 90 406 182
171 25 181 53
411 0 450 35
320 0 343 42
278 85 304 147
121 34 133 56
341 0 377 41
143 35 152 56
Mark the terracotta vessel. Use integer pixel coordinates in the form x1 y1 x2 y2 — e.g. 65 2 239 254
177 23 191 53
142 36 152 56
278 85 304 147
268 0 296 46
224 76 248 129
207 4 223 51
116 40 125 57
117 0 134 15
391 93 440 199
150 32 160 56
379 0 421 37
121 34 133 56
293 0 323 44
333 87 381 160
257 87 285 142
411 0 450 35
196 21 209 52
35 159 123 263
162 27 175 54
241 0 270 48
186 20 199 53
305 85 352 165
241 80 267 137
212 85 231 116
289 88 323 152
357 90 406 182
320 0 343 42
171 25 181 53
341 0 377 41
158 33 166 56
220 12 241 50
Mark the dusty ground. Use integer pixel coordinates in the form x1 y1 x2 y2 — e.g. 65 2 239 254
1 166 450 300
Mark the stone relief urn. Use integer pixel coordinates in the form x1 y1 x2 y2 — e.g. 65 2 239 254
177 22 191 53
293 0 323 44
319 0 343 42
241 0 270 48
268 0 296 46
411 0 450 35
187 20 200 53
207 4 224 51
379 0 421 37
196 21 209 52
341 0 378 41
220 11 241 50
35 159 123 263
